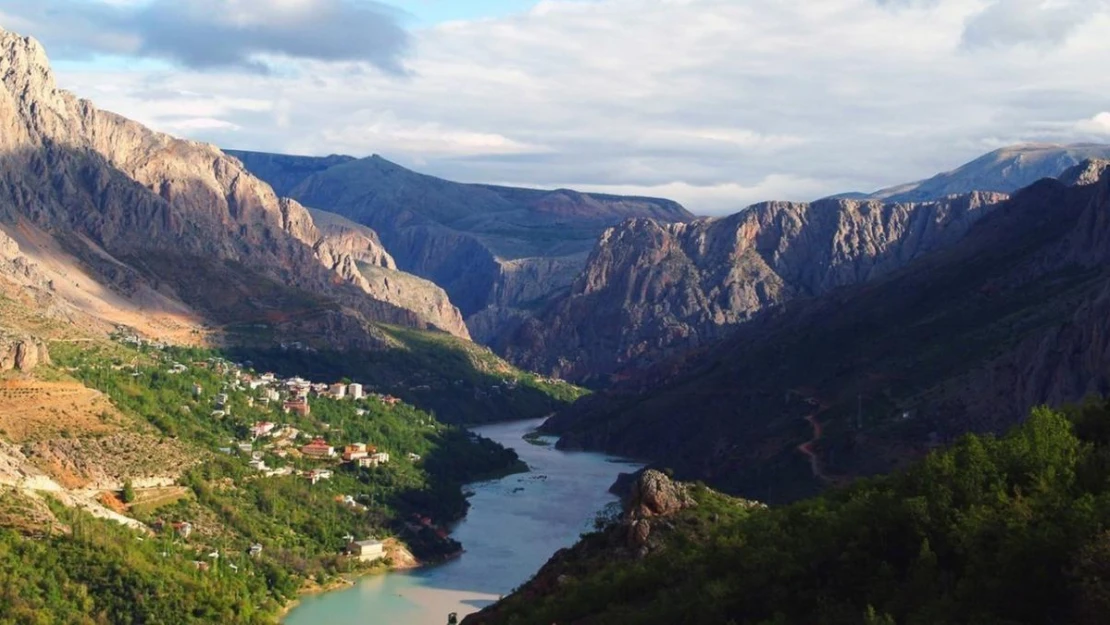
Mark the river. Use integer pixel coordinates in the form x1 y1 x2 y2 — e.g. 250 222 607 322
283 418 641 625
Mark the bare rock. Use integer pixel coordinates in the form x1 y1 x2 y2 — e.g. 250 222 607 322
625 469 695 520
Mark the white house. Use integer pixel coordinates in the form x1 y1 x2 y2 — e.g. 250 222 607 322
348 383 364 400
347 538 384 563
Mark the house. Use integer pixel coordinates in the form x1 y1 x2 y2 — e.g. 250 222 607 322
329 383 347 399
348 383 364 400
249 544 263 558
342 443 369 462
355 409 368 417
358 451 390 468
301 438 335 459
193 383 203 397
283 399 310 417
215 393 229 407
192 560 210 572
248 458 267 472
347 538 385 563
264 389 281 402
211 410 227 419
307 468 334 484
408 452 422 462
172 521 193 538
380 395 401 406
237 442 253 453
250 421 276 438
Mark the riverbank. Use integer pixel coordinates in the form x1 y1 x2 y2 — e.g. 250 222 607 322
278 538 422 619
283 419 643 625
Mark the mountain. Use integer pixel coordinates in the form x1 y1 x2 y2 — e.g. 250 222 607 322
227 150 695 343
504 192 1007 382
0 28 468 344
225 150 355 197
842 143 1110 203
468 405 1110 625
545 161 1110 502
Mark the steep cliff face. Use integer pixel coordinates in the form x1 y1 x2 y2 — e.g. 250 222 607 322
0 28 468 345
508 192 1006 381
231 150 695 342
546 163 1110 503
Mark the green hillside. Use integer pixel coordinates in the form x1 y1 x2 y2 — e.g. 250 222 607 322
471 401 1110 625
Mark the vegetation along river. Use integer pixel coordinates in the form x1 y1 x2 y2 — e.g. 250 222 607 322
283 418 641 624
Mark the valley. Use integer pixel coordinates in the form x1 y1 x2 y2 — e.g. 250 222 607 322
2 7 1110 624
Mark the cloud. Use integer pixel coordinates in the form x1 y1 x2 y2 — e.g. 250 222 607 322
1076 112 1110 136
21 0 1110 216
0 0 410 73
961 0 1110 49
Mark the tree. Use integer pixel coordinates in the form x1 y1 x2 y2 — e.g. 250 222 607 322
121 481 136 504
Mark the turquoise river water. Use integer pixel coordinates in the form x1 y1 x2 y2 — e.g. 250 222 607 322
283 418 640 625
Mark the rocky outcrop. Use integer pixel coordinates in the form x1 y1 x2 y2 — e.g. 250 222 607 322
625 469 694 520
0 335 49 371
545 165 1110 503
0 27 468 345
231 150 695 343
508 191 1007 381
307 208 470 337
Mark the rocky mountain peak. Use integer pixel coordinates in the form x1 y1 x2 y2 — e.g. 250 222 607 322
0 27 471 343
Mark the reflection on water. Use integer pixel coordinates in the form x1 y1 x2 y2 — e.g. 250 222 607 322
284 419 641 625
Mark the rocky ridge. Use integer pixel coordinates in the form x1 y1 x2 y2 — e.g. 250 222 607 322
0 28 468 345
545 161 1110 502
507 191 1007 381
228 150 695 345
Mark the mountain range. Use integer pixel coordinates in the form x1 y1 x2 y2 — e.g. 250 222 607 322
226 149 694 345
545 160 1110 501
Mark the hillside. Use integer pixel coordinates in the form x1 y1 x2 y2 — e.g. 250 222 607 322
0 27 468 345
468 404 1110 625
546 161 1110 502
228 149 695 343
505 191 1006 382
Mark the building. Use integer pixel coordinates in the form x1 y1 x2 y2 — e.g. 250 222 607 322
307 468 334 484
359 451 390 468
248 458 268 472
347 538 385 563
348 383 364 400
329 383 347 399
301 438 335 459
342 443 369 462
408 452 422 462
249 544 263 558
283 399 310 417
250 421 276 438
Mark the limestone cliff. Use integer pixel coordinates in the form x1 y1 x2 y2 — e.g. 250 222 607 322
230 150 695 344
507 192 1006 381
0 28 469 345
545 164 1110 502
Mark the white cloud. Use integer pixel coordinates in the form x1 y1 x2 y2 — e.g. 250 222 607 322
1076 112 1110 136
11 0 1110 215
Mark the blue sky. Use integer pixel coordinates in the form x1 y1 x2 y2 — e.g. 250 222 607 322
3 0 1110 215
390 0 541 25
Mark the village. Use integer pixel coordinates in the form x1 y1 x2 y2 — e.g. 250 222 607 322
108 332 455 569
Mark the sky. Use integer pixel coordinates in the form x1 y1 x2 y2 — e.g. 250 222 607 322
1 0 1109 216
